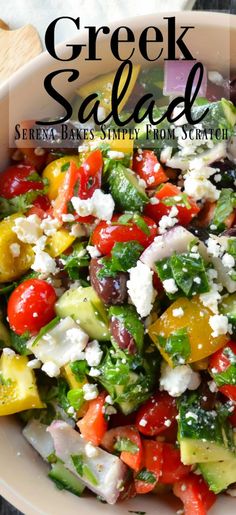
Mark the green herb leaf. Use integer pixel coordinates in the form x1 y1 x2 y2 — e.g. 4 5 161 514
114 436 139 454
158 328 191 366
71 454 84 476
0 190 46 219
98 241 143 279
67 388 84 410
156 251 209 299
133 213 150 235
211 188 236 233
0 283 17 296
117 213 133 225
162 193 191 209
10 330 31 355
57 378 70 411
60 242 90 280
61 162 70 172
135 468 156 484
70 360 89 382
32 316 60 347
71 454 98 486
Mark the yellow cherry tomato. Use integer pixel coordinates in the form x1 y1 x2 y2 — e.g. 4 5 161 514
148 296 228 366
0 353 45 416
43 156 81 200
47 229 76 258
0 214 34 283
76 65 140 114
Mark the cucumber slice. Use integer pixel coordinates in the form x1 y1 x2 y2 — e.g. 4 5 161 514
199 458 236 494
56 286 110 341
49 461 85 496
178 396 236 465
107 163 148 212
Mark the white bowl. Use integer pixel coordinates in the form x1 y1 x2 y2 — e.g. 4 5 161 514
0 11 236 515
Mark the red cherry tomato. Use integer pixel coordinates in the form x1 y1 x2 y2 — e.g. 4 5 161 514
134 440 163 494
101 425 143 472
0 164 44 199
77 391 108 446
91 214 157 255
209 341 236 401
159 444 191 484
7 279 57 336
144 182 200 226
133 150 168 188
136 391 177 436
173 473 216 515
53 150 103 223
27 194 51 219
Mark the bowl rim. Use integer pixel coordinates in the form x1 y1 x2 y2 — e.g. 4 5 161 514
1 9 236 515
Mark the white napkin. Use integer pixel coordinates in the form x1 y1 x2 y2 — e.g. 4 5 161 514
2 0 196 46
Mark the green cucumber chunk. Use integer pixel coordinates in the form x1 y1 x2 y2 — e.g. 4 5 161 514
55 286 110 341
178 395 236 464
107 163 148 212
199 458 236 494
48 461 85 496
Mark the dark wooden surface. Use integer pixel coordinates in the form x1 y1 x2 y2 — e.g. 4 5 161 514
1 1 236 514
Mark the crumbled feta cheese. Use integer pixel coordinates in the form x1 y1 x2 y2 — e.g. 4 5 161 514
40 216 60 236
172 106 187 126
200 290 221 315
185 411 198 421
137 177 147 189
207 237 223 258
61 213 75 222
163 278 178 295
9 242 21 258
89 367 101 377
213 173 221 183
208 380 218 393
86 245 101 258
27 359 42 369
69 223 86 238
172 307 184 318
127 260 156 317
85 442 99 458
83 383 98 400
27 316 89 367
150 197 159 205
85 340 103 367
208 71 224 85
105 406 117 416
158 205 178 234
71 188 115 221
222 253 235 269
209 314 230 337
65 327 88 353
105 395 113 405
160 362 201 397
91 189 115 221
160 146 172 163
164 419 172 427
41 361 60 378
107 150 125 159
2 348 15 356
31 249 57 277
71 197 93 217
13 215 43 244
184 166 220 202
139 419 147 427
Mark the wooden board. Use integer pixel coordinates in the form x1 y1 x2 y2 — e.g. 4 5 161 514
0 19 42 83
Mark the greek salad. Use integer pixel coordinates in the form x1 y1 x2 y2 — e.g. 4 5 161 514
0 63 236 514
